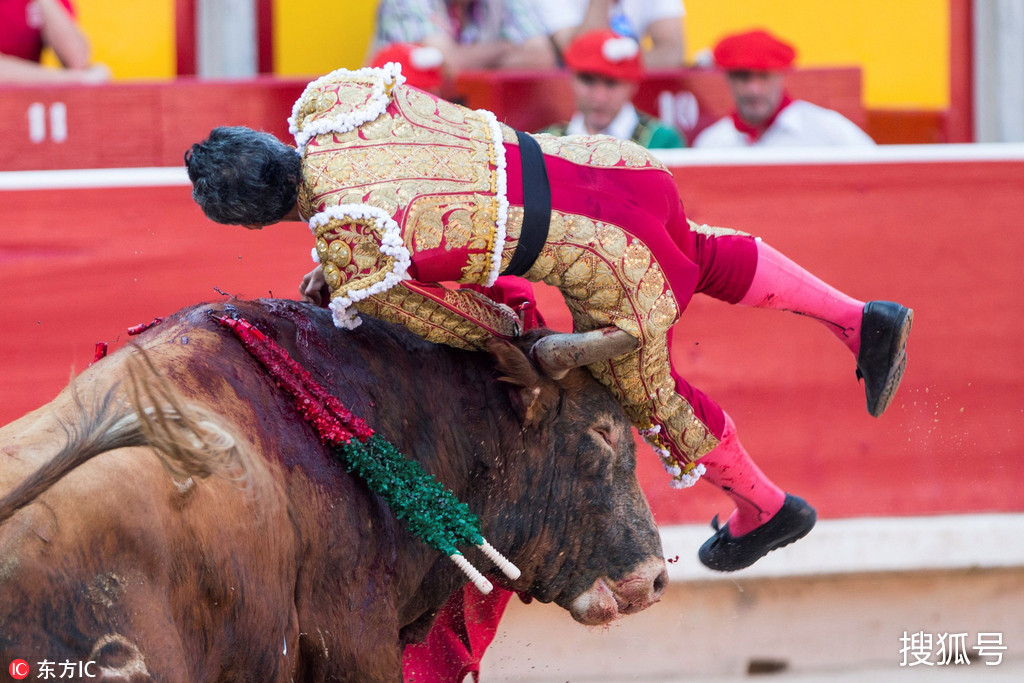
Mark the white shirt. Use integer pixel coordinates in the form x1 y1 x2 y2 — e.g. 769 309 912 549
533 0 684 39
565 103 641 140
693 100 876 148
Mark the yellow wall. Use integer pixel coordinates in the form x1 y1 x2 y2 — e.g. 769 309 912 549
72 0 176 80
67 0 377 81
685 0 950 109
72 0 949 109
273 0 378 77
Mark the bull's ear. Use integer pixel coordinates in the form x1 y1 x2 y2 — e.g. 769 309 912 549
486 338 559 427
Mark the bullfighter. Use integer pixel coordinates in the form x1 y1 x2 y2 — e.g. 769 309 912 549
184 63 912 572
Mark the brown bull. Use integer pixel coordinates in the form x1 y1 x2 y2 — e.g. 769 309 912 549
0 299 667 681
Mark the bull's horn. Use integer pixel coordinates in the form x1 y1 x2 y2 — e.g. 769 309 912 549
531 327 639 379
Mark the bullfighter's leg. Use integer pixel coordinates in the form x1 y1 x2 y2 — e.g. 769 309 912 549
532 182 816 571
530 220 812 570
521 206 724 476
685 221 914 418
734 238 914 417
677 223 911 570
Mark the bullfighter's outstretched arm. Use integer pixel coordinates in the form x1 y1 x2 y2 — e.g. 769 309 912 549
300 265 522 349
357 281 521 351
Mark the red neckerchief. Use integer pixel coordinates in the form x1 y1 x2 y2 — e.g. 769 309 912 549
731 93 794 143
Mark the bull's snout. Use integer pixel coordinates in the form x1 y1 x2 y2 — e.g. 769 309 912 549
568 557 669 626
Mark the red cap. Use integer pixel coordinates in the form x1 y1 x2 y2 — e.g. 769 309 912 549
713 29 796 71
370 43 445 92
564 29 643 82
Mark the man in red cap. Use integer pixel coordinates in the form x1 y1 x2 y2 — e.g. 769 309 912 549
693 28 874 147
542 29 684 148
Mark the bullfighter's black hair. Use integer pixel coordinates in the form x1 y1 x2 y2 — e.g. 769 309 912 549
184 126 302 226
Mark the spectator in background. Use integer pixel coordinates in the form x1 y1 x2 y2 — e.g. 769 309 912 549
371 0 556 78
0 0 110 83
541 29 684 148
533 0 685 69
693 29 874 148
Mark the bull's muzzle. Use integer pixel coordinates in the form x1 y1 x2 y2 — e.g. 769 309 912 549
568 557 669 626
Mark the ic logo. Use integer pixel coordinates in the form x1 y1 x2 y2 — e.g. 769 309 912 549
9 659 29 679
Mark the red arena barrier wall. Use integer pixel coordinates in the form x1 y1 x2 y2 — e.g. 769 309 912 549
0 79 306 171
2 149 1020 527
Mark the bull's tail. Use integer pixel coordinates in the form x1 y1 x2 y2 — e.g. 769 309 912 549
124 347 249 485
0 348 249 527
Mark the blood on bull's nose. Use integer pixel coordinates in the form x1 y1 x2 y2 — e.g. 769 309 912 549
616 558 669 614
570 557 668 625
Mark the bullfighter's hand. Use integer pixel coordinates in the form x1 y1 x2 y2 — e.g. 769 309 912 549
300 267 330 308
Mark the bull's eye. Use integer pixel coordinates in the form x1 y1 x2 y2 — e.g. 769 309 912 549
591 426 614 449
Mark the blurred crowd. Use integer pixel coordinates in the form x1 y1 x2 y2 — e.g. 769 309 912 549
0 0 108 83
367 0 872 148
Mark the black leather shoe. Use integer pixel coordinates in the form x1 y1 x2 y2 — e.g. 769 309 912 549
698 494 817 572
857 301 913 417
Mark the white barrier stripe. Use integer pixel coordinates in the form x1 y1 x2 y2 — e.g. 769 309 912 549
2 141 1024 193
655 142 1024 167
662 512 1024 583
0 167 190 191
2 143 1024 192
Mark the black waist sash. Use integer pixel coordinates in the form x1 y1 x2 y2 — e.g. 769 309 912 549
501 130 551 277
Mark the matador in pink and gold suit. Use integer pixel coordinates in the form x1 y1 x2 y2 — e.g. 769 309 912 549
284 63 910 579
293 63 753 484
